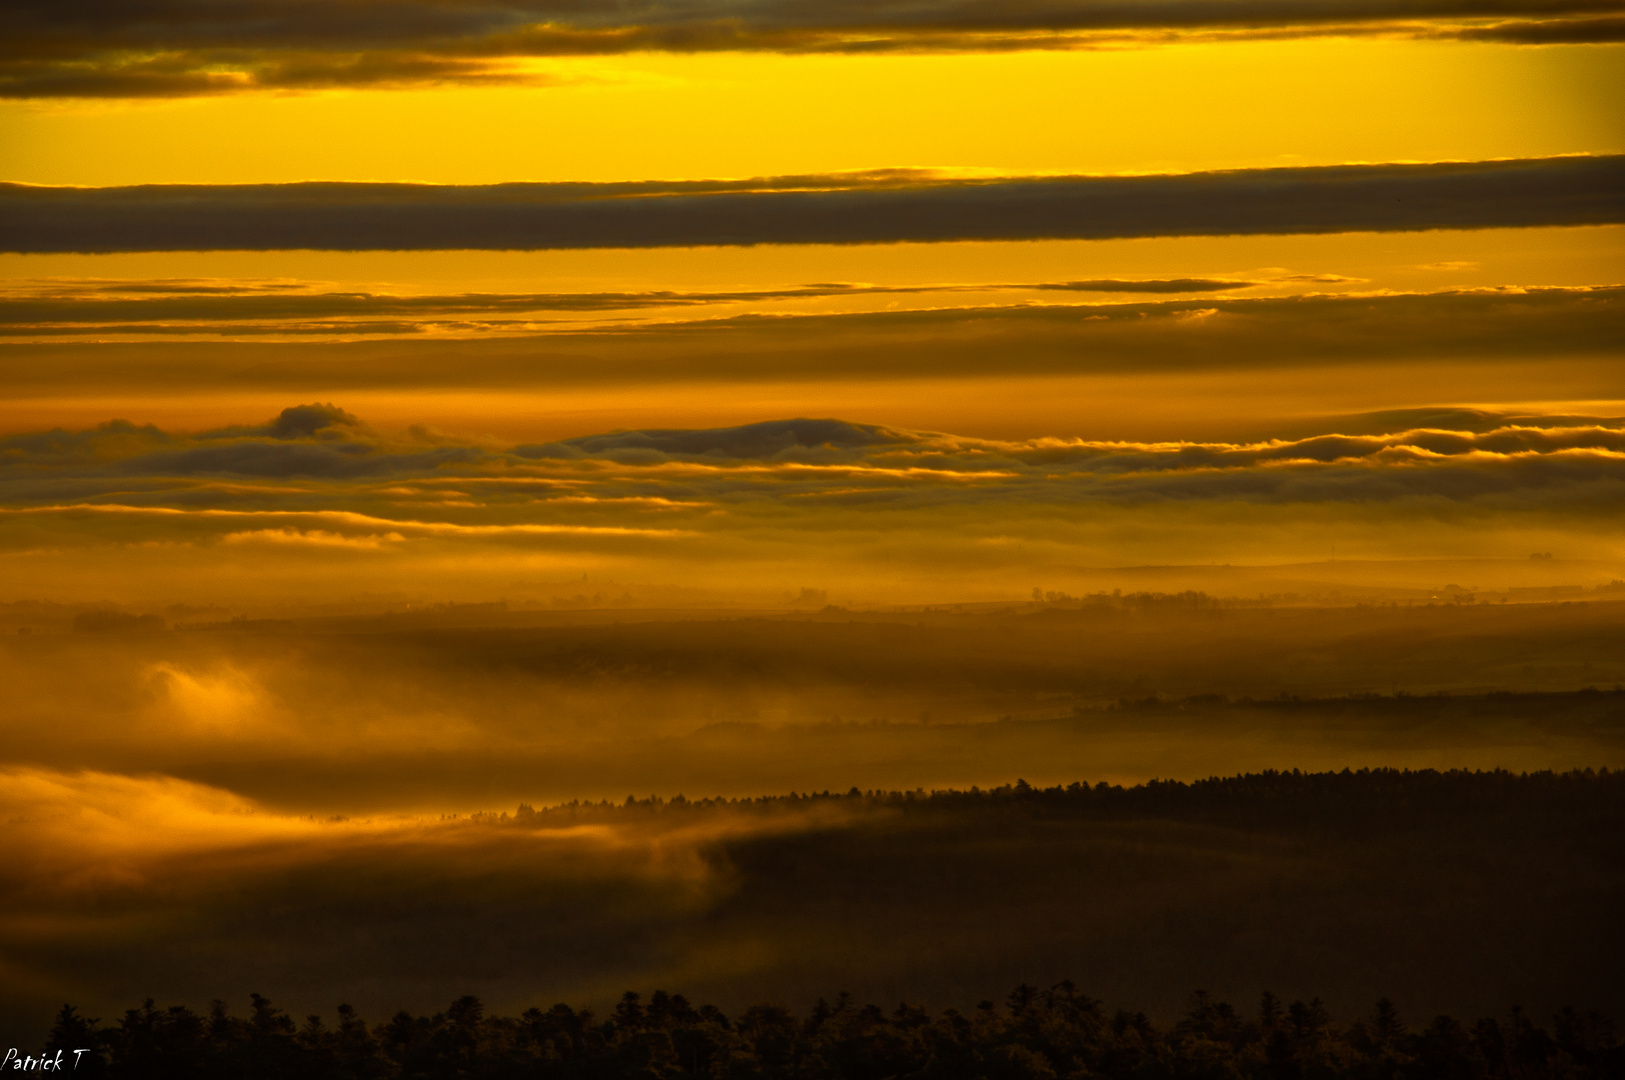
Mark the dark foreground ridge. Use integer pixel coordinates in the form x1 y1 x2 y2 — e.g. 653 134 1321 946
17 770 1622 1069
45 982 1623 1080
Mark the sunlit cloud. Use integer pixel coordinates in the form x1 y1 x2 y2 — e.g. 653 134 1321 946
220 527 407 548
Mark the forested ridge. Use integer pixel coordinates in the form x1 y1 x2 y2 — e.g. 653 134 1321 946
43 981 1623 1080
502 765 1624 831
29 770 1624 1077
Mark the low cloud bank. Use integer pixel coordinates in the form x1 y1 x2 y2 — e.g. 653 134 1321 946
5 401 1625 498
4 400 1625 603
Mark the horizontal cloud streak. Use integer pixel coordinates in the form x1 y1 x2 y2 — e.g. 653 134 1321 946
1 286 1617 392
1445 12 1625 38
5 157 1621 253
1 504 693 539
0 277 1265 333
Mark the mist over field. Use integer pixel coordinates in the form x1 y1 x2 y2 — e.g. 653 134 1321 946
4 600 1625 810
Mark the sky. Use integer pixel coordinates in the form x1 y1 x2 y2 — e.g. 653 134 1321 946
1 0 1624 1044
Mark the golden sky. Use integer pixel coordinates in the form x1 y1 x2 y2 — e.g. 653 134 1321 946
4 42 1621 186
1 25 1623 601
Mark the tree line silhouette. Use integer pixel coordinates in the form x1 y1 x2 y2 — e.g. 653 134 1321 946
44 981 1622 1079
501 766 1623 836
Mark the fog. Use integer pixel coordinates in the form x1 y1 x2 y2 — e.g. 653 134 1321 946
2 601 1623 812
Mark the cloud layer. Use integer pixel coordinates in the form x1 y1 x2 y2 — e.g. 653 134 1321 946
6 157 1621 253
0 277 1273 338
4 401 1625 604
6 284 1612 389
4 0 1622 96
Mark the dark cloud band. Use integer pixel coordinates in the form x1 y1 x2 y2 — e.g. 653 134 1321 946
4 156 1621 253
3 0 1622 97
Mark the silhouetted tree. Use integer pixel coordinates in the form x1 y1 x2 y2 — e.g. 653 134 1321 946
51 980 1625 1080
45 1005 106 1078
